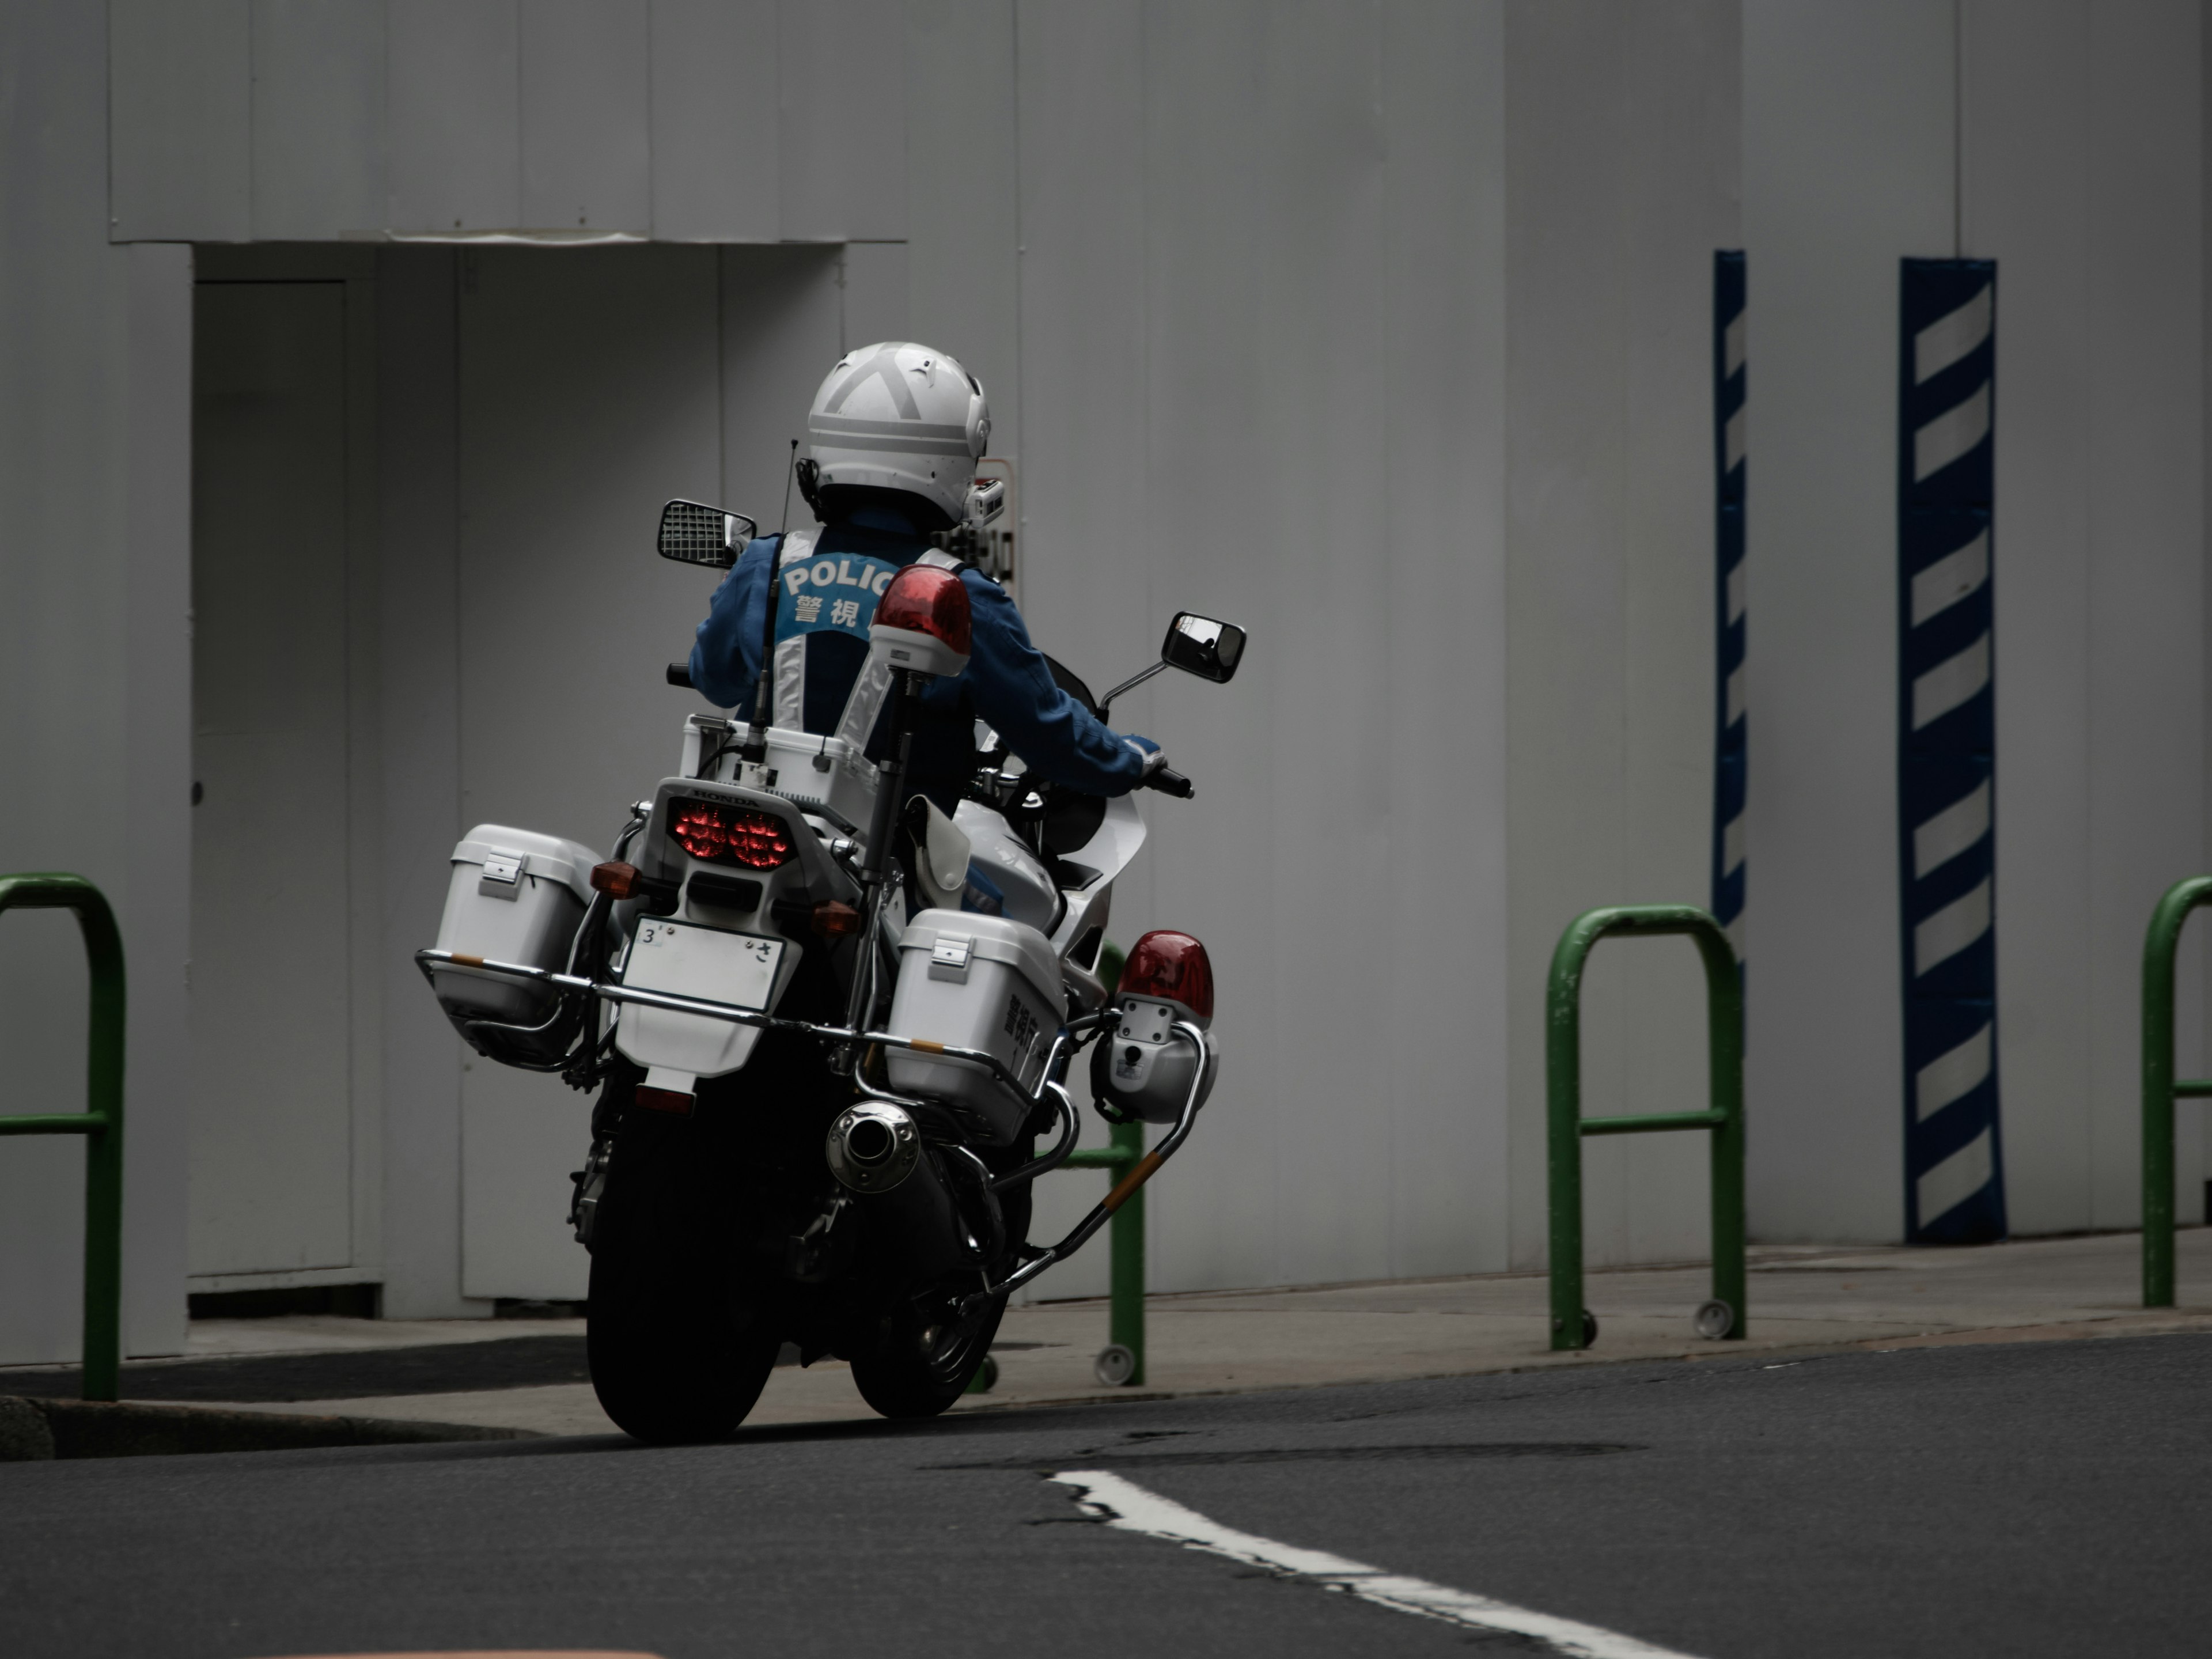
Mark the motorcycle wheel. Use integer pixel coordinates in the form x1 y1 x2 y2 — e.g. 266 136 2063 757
586 1114 779 1445
849 1283 1006 1420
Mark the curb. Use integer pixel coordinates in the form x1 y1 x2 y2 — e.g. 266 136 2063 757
0 1395 539 1461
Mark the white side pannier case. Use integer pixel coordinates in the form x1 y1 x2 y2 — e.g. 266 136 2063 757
431 825 601 1026
887 909 1064 1145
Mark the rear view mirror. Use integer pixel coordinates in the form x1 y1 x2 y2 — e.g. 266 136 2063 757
658 499 759 569
1161 612 1245 684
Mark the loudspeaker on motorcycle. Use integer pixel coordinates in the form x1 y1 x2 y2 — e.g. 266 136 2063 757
1090 930 1221 1124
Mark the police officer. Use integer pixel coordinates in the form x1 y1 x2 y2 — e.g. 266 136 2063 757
688 342 1165 809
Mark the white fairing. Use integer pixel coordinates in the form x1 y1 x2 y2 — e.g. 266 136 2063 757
953 801 1060 933
1050 793 1146 960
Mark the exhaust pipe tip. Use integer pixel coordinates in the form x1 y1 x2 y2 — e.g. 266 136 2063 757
827 1103 922 1193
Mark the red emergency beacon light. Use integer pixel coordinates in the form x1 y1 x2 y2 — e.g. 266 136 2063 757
1118 930 1214 1027
870 564 972 676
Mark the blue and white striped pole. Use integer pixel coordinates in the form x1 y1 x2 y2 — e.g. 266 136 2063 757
1896 258 2005 1243
1711 253 1747 966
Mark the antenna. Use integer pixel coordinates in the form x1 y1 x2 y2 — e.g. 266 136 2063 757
746 440 800 763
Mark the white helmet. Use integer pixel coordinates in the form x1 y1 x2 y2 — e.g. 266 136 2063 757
805 342 992 529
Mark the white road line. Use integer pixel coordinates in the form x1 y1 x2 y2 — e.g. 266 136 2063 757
1050 1469 1704 1659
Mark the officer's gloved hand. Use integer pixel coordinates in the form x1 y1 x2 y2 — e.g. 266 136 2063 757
1124 736 1169 780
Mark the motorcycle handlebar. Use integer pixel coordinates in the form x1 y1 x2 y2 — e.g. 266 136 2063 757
666 662 694 688
1142 764 1195 798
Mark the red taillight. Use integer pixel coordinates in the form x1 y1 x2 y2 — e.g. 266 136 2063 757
591 861 640 898
671 800 794 869
877 564 972 654
635 1085 694 1116
1119 930 1214 1021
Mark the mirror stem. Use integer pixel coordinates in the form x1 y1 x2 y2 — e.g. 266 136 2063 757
1097 658 1169 720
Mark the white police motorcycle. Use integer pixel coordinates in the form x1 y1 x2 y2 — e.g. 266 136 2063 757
416 500 1242 1442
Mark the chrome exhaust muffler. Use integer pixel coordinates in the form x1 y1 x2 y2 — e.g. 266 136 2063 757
825 1101 997 1283
825 1102 923 1194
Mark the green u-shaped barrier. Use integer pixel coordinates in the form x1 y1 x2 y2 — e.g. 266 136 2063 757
2141 876 2212 1308
1060 940 1145 1386
0 874 126 1400
1547 904 1745 1352
1062 1119 1147 1384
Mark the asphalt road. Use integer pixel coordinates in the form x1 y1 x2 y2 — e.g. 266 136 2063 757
5 1331 2209 1658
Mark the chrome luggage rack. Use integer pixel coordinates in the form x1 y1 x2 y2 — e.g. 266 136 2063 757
412 946 1207 1305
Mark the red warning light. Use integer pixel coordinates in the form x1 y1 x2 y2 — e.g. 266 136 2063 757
1119 929 1214 1022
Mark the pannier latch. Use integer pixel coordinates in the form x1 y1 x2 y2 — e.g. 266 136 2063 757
929 934 974 983
478 851 523 899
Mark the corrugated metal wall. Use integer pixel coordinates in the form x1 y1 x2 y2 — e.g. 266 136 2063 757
108 0 906 243
73 0 1745 1317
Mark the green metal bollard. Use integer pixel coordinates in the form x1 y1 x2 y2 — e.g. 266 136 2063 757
0 874 127 1401
1066 1120 1146 1385
1546 904 1745 1353
1052 940 1146 1385
2141 876 2212 1308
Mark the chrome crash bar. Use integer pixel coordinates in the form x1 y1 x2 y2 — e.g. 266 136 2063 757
958 1019 1210 1317
414 952 1205 1293
414 946 1115 1142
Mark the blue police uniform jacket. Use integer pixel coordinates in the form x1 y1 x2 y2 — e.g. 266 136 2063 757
688 521 1150 810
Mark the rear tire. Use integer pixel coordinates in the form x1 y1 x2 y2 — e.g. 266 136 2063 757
586 1113 779 1444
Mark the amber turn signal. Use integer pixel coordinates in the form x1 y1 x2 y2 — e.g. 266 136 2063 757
812 900 862 938
591 861 641 899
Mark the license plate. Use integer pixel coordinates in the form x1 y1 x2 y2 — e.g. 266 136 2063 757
622 919 784 1009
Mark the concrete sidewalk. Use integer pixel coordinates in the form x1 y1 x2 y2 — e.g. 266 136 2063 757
72 1226 2211 1438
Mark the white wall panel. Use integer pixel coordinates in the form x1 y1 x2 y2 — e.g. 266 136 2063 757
0 1 128 1365
375 246 486 1317
1503 1 1740 1271
649 0 781 241
1130 0 1416 1290
110 0 252 243
387 0 522 234
1742 0 1955 1241
1010 0 1152 1295
1135 0 1336 1292
250 0 387 240
454 247 722 1299
2076 1 2202 1229
1380 0 1510 1277
778 0 906 241
120 247 196 1350
907 0 1020 459
841 240 911 347
1965 0 2096 1238
719 245 845 522
520 0 652 233
1505 1 1634 1270
187 278 353 1281
1 3 192 1362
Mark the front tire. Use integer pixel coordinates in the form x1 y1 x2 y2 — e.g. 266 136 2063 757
586 1112 779 1444
849 1283 1006 1419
